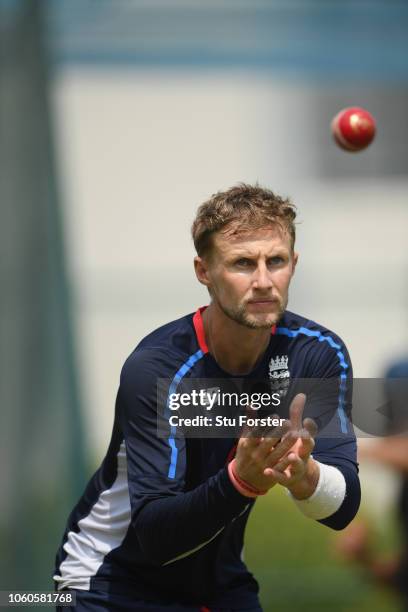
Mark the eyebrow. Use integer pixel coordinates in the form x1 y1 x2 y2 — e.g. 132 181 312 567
228 248 288 259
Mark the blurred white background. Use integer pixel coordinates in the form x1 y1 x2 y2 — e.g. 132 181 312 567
52 70 408 455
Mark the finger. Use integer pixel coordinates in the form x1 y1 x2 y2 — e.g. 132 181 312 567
239 434 262 450
294 429 315 459
275 451 301 472
237 434 261 454
263 431 299 467
264 454 303 481
289 393 306 430
240 407 263 444
253 414 288 439
249 419 291 458
263 466 292 485
285 453 303 473
262 419 292 439
269 454 292 473
299 434 315 454
303 417 318 438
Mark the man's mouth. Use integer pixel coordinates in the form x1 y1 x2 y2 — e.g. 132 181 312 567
247 299 278 309
248 299 276 304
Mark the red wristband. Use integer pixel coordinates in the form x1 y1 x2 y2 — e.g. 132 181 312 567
228 459 267 498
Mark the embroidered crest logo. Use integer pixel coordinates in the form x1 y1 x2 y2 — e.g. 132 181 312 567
269 355 289 379
268 355 290 395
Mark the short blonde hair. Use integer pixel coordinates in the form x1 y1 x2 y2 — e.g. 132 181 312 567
192 183 297 257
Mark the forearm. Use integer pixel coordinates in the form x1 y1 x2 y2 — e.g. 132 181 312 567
133 467 250 566
286 459 360 530
317 464 361 530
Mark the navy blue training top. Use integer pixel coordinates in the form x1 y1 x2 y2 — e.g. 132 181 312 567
54 308 360 609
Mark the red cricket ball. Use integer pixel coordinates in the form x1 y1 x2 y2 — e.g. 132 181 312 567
331 107 376 152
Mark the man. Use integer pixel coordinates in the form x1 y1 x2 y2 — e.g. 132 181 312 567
54 184 360 611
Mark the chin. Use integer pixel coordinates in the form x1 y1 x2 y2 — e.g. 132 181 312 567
242 313 279 329
217 299 284 330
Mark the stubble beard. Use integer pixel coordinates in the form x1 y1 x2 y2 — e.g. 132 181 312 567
217 295 287 330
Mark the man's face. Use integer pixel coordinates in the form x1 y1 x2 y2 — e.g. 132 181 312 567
196 226 297 329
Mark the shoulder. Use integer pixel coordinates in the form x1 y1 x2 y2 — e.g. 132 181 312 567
277 310 349 351
136 312 198 353
120 311 204 385
277 311 351 377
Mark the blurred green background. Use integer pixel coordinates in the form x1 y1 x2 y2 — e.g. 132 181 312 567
247 488 401 612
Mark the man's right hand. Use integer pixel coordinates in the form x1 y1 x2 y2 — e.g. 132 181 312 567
234 393 315 493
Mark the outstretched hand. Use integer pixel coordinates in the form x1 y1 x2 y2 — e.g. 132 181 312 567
234 393 319 497
263 394 317 486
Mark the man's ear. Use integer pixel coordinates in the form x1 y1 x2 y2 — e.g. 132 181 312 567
194 256 211 287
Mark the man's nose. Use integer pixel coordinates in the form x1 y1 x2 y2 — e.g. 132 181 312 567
252 262 273 290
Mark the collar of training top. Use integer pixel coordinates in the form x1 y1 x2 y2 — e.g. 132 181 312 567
192 306 277 355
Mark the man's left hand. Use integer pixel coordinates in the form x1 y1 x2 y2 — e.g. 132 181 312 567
263 393 320 499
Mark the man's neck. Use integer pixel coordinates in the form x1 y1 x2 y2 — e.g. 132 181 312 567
202 303 272 375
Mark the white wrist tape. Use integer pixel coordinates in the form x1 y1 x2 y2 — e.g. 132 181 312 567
288 461 346 520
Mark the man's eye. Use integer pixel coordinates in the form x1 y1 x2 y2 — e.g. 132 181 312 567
268 256 284 265
235 258 252 267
